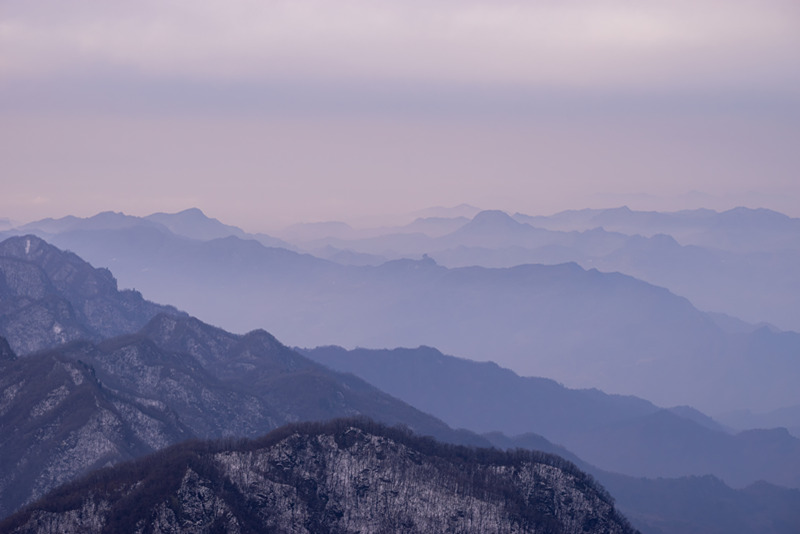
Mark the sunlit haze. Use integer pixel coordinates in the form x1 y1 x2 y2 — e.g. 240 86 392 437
2 0 799 231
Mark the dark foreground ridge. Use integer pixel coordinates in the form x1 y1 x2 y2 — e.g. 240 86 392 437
0 313 482 518
1 418 637 534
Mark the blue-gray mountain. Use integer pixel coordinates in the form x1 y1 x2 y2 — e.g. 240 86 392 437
1 237 798 533
514 206 800 254
301 345 800 489
5 216 798 414
0 236 483 516
0 234 183 354
718 404 800 438
287 207 800 333
0 420 637 534
0 317 484 519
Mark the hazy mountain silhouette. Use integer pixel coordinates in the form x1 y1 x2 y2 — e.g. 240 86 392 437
0 236 490 515
277 207 800 331
13 208 292 251
2 238 798 532
397 215 471 237
16 211 167 235
300 345 657 439
598 473 800 534
515 206 800 254
278 215 471 251
3 226 797 414
718 404 800 439
147 207 292 249
14 206 799 331
302 345 800 489
145 207 245 240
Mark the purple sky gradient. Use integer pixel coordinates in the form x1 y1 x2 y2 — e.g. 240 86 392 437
1 0 798 231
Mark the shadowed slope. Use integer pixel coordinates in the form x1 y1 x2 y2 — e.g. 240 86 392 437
0 419 637 534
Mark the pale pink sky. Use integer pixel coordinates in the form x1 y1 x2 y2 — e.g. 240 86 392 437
1 0 798 231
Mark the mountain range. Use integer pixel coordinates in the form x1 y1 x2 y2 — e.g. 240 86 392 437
0 234 182 354
4 212 798 414
0 235 483 517
286 207 800 334
1 234 799 533
0 310 486 519
302 345 800 489
0 419 637 534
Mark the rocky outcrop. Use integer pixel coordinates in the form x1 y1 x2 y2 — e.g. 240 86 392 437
1 419 637 533
0 235 182 355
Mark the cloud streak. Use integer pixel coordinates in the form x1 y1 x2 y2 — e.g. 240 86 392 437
3 0 799 91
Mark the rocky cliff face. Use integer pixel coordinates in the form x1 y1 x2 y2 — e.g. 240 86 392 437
0 235 182 355
1 420 637 534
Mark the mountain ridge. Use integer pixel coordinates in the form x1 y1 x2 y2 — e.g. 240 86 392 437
0 234 183 354
302 344 800 489
3 228 797 413
0 310 491 517
0 418 638 534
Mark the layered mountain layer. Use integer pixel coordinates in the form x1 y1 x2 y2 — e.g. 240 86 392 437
0 419 637 534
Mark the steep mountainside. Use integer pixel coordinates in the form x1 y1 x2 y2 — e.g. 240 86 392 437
1 238 797 532
302 345 658 438
0 315 485 518
0 419 637 534
0 340 191 518
302 345 800 489
10 225 799 413
0 235 182 354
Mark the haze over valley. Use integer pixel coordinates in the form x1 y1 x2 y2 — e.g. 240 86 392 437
5 207 798 416
2 228 800 533
3 1 799 532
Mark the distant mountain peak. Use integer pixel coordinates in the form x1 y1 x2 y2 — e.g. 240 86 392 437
156 207 221 223
718 206 791 223
472 209 517 223
378 256 441 272
145 208 250 242
608 206 633 213
86 210 165 230
457 210 528 235
175 207 206 216
92 209 126 217
0 234 55 260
